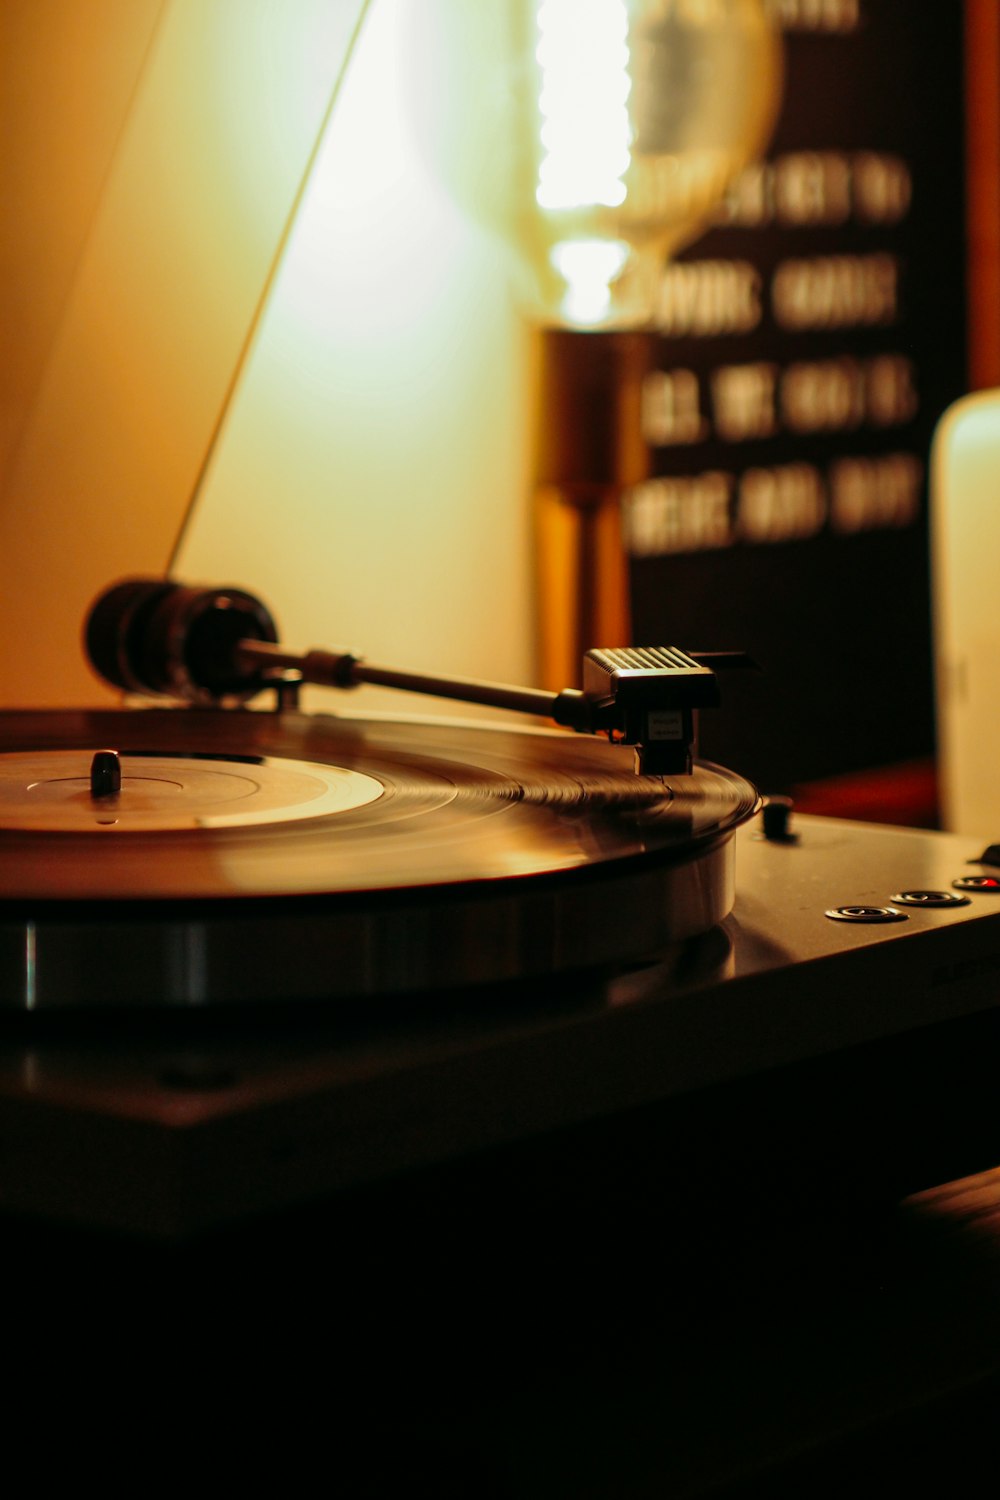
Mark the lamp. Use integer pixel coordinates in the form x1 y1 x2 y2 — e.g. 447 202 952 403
409 1 782 675
516 0 782 332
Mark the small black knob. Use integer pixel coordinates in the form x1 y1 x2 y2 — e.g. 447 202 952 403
761 795 795 842
90 749 121 799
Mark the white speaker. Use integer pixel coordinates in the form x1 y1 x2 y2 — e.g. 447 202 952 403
931 388 1000 834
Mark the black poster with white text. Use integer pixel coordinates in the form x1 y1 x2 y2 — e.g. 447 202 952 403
625 0 967 791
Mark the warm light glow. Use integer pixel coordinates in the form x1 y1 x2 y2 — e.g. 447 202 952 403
0 0 369 708
550 237 629 325
535 0 631 211
403 1 781 329
176 0 537 710
525 0 783 327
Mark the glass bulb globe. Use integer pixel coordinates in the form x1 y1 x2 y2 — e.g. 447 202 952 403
407 0 782 329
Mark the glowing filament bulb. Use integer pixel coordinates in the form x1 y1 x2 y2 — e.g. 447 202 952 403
403 0 782 330
550 238 628 324
535 0 631 212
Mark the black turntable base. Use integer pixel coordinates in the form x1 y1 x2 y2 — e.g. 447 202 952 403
4 707 1000 1496
2 704 1000 1242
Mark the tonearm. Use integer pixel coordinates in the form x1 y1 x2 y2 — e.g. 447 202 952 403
85 579 752 775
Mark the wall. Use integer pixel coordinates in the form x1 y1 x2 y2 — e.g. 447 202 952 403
0 0 164 492
1 1 522 708
174 0 537 711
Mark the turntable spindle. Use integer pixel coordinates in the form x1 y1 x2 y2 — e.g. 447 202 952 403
90 749 121 799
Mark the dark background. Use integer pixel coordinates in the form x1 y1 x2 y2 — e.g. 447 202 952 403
628 1 968 792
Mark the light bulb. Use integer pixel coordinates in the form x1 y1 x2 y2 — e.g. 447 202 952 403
406 0 782 329
523 0 782 327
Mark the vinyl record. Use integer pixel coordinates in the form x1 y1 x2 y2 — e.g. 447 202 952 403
0 708 758 1009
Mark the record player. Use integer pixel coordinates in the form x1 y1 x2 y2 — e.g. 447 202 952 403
4 588 1000 1497
3 576 1000 1251
5 11 1000 1491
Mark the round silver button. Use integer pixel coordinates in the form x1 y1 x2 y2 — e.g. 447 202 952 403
825 905 907 924
890 889 971 908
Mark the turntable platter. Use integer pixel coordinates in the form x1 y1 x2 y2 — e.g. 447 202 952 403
0 708 757 1009
0 749 384 833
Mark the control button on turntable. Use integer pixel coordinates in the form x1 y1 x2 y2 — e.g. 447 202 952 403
890 889 971 908
760 795 797 842
825 905 907 923
953 875 1000 893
